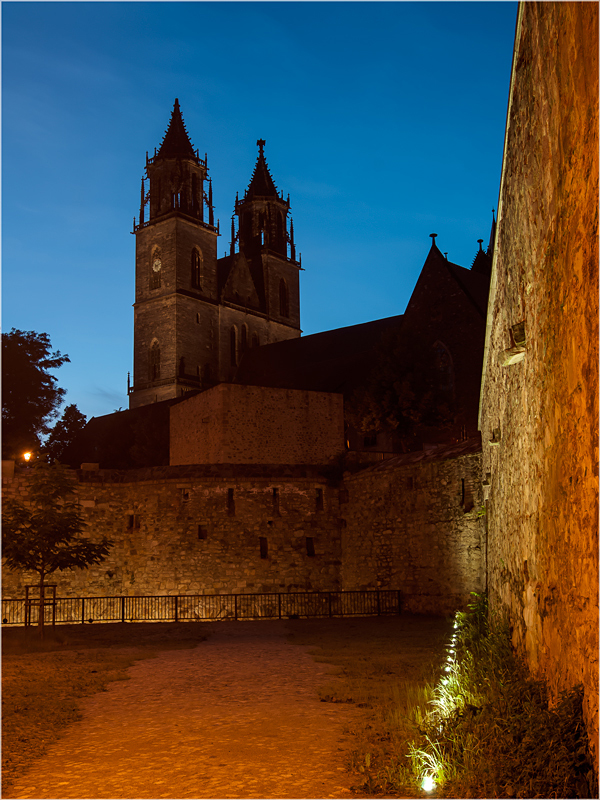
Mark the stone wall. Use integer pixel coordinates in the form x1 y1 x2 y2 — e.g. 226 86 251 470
341 441 485 613
170 384 345 465
479 1 598 767
3 444 484 616
2 465 344 598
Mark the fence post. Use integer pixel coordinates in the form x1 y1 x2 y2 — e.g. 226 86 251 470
278 594 282 620
121 596 125 623
328 592 332 618
234 594 238 621
377 590 381 616
174 595 179 623
397 590 402 615
81 598 85 625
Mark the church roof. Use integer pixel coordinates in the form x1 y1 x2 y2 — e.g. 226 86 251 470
156 98 197 161
234 315 404 395
243 140 280 199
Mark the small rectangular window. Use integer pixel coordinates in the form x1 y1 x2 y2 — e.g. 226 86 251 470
406 476 414 491
127 514 140 529
227 488 235 516
259 537 268 559
272 487 280 515
197 525 208 540
316 488 324 512
181 488 190 502
306 537 315 557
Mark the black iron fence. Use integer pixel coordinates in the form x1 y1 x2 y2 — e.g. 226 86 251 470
2 590 402 627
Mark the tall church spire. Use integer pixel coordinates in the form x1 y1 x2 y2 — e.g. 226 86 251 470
156 98 198 161
234 140 293 261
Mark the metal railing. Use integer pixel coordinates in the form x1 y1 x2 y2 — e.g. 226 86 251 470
2 590 402 627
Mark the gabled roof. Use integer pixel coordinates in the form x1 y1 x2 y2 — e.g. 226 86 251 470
418 240 490 319
243 140 280 200
156 98 197 161
234 315 404 394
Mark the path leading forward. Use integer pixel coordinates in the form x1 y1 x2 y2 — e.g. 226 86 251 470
9 621 363 799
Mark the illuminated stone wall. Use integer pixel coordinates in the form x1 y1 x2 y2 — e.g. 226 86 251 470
2 466 344 598
479 2 598 767
340 443 485 614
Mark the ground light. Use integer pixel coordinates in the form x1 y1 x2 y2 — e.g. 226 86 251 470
421 774 435 792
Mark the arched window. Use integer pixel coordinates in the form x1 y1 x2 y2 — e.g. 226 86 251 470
230 326 238 367
251 332 260 348
150 247 162 290
149 341 160 381
432 341 455 398
191 247 203 289
279 279 289 318
241 324 248 353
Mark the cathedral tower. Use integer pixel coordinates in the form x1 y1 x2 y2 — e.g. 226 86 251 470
129 104 301 408
129 100 220 409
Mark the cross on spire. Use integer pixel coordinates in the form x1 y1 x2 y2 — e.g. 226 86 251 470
257 139 266 155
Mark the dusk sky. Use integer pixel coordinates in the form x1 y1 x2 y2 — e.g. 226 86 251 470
2 1 517 422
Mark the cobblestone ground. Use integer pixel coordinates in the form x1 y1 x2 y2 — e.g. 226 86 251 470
8 621 365 799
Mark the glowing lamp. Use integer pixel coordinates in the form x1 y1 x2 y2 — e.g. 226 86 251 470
23 452 32 462
422 774 435 792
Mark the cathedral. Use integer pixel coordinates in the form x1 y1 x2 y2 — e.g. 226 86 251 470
66 99 493 469
129 100 301 409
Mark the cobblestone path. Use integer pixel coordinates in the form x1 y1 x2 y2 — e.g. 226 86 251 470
8 621 364 799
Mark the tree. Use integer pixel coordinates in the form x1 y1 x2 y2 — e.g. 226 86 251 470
2 463 112 632
2 329 70 459
43 404 87 464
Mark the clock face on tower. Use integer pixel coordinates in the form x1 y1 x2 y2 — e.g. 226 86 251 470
152 258 162 272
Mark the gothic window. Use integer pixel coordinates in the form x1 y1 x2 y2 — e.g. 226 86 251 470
149 341 160 381
230 326 238 367
432 341 455 398
191 248 203 289
259 537 268 559
241 324 248 353
306 537 315 557
150 247 162 290
279 279 289 318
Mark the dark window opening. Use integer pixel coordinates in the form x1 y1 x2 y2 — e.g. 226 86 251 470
181 488 190 502
191 248 203 289
241 324 248 353
407 476 414 491
197 525 208 540
127 514 140 529
259 537 268 559
306 537 315 557
251 332 260 348
227 488 235 516
272 487 280 515
316 488 324 512
230 327 238 367
149 342 160 381
279 279 289 318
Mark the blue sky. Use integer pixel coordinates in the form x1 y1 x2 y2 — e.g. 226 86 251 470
2 1 517 421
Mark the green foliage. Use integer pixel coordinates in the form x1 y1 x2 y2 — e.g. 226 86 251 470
42 403 87 464
405 593 597 799
1 329 70 459
2 463 112 584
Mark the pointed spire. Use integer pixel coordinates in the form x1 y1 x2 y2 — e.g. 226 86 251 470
230 216 235 256
290 218 296 261
139 177 145 226
487 209 497 256
244 139 279 199
429 233 438 248
156 98 197 161
208 178 214 226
